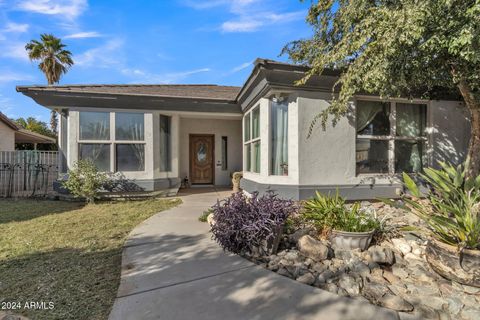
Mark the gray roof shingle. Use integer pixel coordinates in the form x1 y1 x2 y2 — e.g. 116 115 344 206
16 84 242 101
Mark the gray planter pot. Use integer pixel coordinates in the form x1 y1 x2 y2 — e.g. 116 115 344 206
426 238 480 287
330 229 375 251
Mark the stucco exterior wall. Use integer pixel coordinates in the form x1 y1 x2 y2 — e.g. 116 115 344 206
179 117 242 186
430 100 470 166
242 91 469 200
0 121 15 151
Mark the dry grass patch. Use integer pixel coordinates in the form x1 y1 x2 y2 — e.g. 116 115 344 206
0 198 181 320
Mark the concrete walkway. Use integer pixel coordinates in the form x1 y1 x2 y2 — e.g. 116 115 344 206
109 188 403 320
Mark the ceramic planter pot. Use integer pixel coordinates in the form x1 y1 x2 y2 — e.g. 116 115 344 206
426 238 480 287
330 229 375 251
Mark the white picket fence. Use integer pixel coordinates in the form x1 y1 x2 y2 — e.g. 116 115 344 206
0 150 59 198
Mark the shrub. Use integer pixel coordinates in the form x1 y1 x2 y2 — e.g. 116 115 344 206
302 191 380 234
394 162 480 250
198 209 212 222
211 191 297 254
62 160 108 204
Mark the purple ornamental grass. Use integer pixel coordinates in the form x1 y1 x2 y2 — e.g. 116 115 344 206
211 191 297 254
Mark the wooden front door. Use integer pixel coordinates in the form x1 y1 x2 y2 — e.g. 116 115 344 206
189 135 214 184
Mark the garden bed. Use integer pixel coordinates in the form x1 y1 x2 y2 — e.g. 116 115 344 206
243 202 480 320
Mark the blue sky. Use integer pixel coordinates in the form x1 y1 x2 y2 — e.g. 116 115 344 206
0 0 312 122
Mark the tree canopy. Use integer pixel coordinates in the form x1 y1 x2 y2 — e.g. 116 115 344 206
25 34 74 134
284 0 480 176
15 117 56 138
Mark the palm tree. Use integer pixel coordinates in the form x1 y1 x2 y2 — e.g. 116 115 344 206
26 34 74 134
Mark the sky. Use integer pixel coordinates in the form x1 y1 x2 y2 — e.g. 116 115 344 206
0 0 312 123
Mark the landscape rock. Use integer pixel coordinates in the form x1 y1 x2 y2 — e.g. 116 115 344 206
362 282 390 302
391 264 409 279
296 272 316 285
315 270 334 284
297 235 329 261
391 238 412 255
379 294 414 312
368 246 395 265
289 228 313 244
206 213 215 226
351 261 371 277
383 271 401 285
338 274 361 296
460 307 480 320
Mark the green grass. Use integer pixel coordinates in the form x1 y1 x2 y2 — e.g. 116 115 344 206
0 198 181 320
198 208 213 222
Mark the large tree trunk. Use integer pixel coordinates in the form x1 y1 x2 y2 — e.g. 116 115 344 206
50 109 57 134
458 80 480 180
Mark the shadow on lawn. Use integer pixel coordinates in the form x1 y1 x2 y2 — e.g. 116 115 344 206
110 232 399 320
0 199 85 225
0 247 121 320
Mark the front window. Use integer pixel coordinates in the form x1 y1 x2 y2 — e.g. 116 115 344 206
79 112 110 140
78 111 146 172
356 100 427 175
244 106 260 173
115 112 145 141
270 99 288 175
159 115 171 172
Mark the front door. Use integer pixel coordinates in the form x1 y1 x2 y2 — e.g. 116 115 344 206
189 134 214 184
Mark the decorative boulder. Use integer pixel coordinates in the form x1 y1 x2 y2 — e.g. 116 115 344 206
297 235 329 261
207 213 216 226
367 245 395 265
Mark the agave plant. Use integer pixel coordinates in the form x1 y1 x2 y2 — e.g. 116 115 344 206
398 162 480 251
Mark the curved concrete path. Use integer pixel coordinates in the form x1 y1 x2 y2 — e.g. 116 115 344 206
109 188 405 320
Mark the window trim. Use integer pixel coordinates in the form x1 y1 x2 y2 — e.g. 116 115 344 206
355 97 430 176
78 111 146 172
243 105 261 174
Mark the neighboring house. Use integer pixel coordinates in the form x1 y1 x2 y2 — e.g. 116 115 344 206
16 59 470 199
0 112 56 151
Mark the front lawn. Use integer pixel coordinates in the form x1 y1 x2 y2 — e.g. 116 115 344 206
0 198 181 320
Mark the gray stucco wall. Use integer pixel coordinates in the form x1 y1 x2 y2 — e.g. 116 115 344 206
241 91 469 200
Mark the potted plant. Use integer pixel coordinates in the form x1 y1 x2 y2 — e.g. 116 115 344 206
394 162 480 287
302 191 380 250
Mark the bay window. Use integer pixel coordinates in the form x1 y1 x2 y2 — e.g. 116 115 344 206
270 98 288 175
244 106 260 173
356 100 427 175
78 111 146 172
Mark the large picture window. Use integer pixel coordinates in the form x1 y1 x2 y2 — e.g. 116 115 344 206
356 100 427 175
79 112 110 140
244 106 260 173
115 112 145 141
78 111 146 172
270 99 288 175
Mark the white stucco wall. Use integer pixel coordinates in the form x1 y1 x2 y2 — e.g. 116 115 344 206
179 117 242 186
0 121 15 151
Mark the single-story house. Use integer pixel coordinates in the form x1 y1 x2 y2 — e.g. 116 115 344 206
0 112 56 151
16 59 470 199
